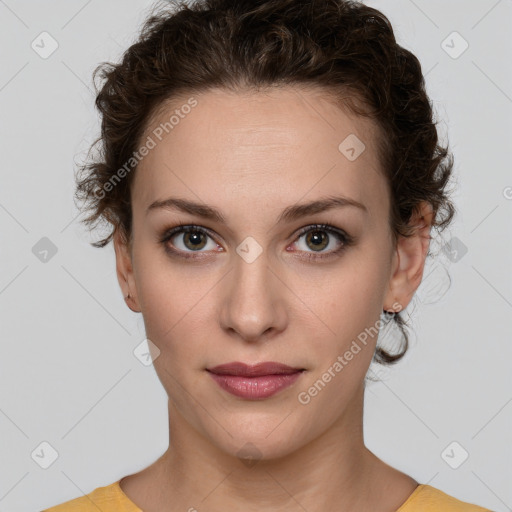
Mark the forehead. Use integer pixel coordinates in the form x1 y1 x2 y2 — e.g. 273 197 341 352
133 86 388 222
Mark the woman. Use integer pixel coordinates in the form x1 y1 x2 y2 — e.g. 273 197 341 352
43 0 494 510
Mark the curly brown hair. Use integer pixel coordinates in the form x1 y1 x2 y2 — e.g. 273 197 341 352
75 0 455 366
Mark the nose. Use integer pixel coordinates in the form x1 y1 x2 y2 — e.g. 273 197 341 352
219 251 288 344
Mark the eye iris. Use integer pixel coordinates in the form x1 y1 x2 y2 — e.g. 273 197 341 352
306 230 328 251
184 230 207 251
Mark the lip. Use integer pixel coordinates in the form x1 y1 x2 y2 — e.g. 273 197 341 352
208 361 303 376
206 362 305 400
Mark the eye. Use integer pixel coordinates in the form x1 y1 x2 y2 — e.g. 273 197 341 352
159 223 353 261
290 224 352 261
160 225 220 258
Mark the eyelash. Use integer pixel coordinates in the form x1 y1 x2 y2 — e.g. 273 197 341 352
159 223 354 262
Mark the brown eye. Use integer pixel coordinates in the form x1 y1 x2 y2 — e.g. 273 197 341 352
181 230 208 251
160 225 219 257
291 224 353 261
304 230 329 252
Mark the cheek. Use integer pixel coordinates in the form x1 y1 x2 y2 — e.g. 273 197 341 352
306 255 388 337
296 261 388 395
132 247 181 340
296 268 384 416
132 247 214 359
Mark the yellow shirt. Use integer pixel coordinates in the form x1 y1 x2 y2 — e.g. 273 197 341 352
42 480 494 511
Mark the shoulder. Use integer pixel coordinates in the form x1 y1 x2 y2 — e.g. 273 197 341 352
398 484 494 512
41 480 141 512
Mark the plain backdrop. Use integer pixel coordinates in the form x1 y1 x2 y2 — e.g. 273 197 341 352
0 0 511 510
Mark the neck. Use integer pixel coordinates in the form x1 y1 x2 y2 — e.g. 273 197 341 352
145 385 390 511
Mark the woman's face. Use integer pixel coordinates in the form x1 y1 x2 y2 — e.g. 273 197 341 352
117 86 403 459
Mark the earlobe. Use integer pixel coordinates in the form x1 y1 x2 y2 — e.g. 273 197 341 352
113 228 141 313
383 201 434 312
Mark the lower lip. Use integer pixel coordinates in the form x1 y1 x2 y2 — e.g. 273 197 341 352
207 371 303 400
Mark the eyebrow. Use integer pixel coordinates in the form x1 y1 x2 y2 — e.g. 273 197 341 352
146 195 368 223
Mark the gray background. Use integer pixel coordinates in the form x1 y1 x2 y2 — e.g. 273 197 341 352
0 0 511 510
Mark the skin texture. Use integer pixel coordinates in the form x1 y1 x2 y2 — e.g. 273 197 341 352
114 86 433 511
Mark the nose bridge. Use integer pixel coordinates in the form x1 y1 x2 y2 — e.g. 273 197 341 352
220 242 286 341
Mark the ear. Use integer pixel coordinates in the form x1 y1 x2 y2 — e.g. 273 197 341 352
113 228 141 313
383 201 434 313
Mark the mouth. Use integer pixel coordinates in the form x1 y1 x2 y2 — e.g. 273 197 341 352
206 362 306 400
207 361 305 377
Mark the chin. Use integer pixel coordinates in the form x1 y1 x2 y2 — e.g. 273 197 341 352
219 435 299 464
203 414 315 464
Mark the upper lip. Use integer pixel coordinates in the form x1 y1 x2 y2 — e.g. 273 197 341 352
207 362 304 376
